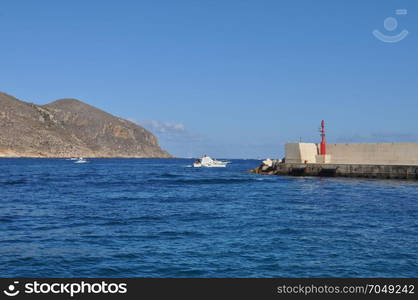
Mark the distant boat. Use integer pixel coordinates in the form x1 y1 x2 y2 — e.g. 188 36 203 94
74 157 88 164
193 156 228 168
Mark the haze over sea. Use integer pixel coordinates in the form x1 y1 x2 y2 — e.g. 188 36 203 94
1 158 416 277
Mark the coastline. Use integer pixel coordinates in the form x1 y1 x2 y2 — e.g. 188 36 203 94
0 155 175 158
0 150 174 159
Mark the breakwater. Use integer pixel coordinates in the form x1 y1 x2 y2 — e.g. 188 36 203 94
250 160 418 180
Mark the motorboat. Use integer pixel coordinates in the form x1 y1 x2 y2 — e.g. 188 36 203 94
193 156 228 167
74 157 88 164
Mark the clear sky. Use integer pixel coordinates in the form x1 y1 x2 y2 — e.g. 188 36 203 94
1 0 417 158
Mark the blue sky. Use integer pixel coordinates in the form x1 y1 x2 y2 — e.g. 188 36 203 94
1 0 417 158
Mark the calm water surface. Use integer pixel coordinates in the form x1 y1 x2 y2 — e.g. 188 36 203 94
0 159 417 277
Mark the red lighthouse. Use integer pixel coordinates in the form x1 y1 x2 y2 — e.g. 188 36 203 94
320 120 326 155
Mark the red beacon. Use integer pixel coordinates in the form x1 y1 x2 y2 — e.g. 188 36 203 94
320 120 326 155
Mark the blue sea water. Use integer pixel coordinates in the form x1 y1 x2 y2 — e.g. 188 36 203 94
0 158 417 277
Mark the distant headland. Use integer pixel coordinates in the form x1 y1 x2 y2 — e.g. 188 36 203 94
0 91 172 158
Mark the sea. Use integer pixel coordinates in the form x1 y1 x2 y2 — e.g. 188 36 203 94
0 158 417 277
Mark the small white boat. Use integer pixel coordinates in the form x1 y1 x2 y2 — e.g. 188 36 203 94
74 157 88 164
193 156 228 168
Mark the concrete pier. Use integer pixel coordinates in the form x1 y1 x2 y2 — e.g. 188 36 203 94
250 161 418 180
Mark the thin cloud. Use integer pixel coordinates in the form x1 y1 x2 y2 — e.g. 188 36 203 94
336 132 418 143
139 120 186 135
129 118 202 142
129 118 281 158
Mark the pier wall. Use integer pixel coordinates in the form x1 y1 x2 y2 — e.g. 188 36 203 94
327 143 418 165
285 143 318 163
285 142 418 166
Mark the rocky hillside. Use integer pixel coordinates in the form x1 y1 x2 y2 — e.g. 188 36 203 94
0 92 172 158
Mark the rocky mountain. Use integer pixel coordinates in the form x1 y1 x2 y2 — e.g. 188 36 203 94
0 92 172 158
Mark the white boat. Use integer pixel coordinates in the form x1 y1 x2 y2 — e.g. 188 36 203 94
74 157 88 164
193 156 228 168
